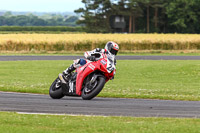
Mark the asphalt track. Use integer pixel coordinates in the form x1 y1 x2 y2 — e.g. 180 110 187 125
0 92 199 118
0 55 200 118
0 55 200 61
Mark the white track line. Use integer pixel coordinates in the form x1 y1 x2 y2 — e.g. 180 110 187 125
16 112 108 117
0 91 46 96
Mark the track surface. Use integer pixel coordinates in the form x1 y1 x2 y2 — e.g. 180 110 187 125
0 92 199 118
0 55 200 61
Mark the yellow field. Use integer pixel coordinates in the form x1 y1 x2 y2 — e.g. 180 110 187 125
1 33 200 42
0 34 200 53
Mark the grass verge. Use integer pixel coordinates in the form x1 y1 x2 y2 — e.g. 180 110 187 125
0 60 199 101
0 112 199 133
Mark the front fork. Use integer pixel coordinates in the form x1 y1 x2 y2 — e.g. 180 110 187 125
84 74 103 93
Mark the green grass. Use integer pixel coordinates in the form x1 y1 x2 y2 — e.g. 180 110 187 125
0 112 199 133
0 60 200 100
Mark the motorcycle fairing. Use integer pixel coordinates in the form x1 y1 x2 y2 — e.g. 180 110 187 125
76 62 98 95
75 58 114 96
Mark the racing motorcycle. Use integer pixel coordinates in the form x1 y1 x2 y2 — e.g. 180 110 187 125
49 54 116 100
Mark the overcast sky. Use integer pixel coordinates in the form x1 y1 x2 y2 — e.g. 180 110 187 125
0 0 84 12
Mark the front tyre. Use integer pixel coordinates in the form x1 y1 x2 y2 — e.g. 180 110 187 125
81 76 106 100
49 78 64 99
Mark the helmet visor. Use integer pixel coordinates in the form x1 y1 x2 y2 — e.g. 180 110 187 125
110 48 118 55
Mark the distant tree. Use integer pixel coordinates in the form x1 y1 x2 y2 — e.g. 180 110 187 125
125 0 143 33
0 12 80 26
75 0 112 32
14 15 29 26
165 0 200 33
32 18 47 26
65 16 79 23
0 16 6 25
3 11 12 18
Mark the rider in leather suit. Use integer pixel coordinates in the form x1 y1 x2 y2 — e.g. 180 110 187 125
63 41 119 79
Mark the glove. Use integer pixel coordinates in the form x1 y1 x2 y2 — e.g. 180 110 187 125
88 56 96 61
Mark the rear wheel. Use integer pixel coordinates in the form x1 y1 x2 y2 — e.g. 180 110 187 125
81 75 105 100
49 78 64 99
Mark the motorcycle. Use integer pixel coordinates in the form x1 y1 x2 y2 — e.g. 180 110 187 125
49 54 116 100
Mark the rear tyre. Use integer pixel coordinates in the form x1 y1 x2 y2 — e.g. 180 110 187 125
49 78 64 99
81 76 105 100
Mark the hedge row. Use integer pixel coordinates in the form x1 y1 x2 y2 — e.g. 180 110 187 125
0 26 84 32
0 40 200 52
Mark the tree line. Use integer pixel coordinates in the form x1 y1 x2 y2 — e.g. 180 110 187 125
75 0 200 33
0 12 79 26
0 26 84 32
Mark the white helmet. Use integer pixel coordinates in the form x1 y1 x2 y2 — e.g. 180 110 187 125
105 41 119 55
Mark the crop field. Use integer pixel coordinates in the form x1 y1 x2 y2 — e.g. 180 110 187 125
0 60 199 101
0 34 200 53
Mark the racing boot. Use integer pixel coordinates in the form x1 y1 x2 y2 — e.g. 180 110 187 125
62 64 76 82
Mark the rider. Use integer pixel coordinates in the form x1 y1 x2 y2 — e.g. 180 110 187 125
62 41 119 79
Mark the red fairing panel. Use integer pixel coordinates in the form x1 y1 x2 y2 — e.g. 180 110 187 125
75 59 115 96
75 62 99 95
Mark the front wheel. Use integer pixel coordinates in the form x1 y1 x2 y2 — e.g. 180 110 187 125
49 78 64 99
81 76 106 100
